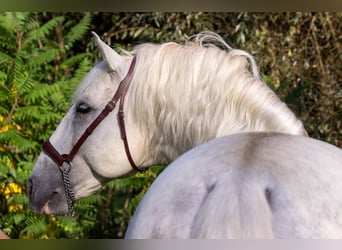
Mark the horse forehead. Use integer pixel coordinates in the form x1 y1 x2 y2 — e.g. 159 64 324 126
75 62 115 103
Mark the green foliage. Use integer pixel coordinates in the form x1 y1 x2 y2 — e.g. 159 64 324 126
0 12 341 239
0 12 92 239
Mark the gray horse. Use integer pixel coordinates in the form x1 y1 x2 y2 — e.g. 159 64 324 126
28 32 306 216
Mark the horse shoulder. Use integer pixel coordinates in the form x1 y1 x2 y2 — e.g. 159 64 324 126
125 162 210 238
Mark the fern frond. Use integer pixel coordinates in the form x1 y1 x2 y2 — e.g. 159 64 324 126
0 14 15 33
64 15 91 49
61 57 92 100
23 83 61 104
13 52 26 85
0 13 31 34
16 72 37 96
23 16 65 47
12 134 35 152
60 52 91 70
22 216 47 236
0 78 12 98
0 51 14 67
0 127 20 142
23 18 40 34
67 57 91 84
7 193 28 207
12 213 25 225
16 106 62 124
74 194 104 217
28 47 62 67
76 194 105 206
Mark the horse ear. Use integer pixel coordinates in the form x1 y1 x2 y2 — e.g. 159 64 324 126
91 31 126 75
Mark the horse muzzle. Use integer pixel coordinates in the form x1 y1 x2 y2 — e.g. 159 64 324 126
27 158 69 215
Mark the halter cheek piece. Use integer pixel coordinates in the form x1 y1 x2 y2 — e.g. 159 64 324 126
42 56 146 216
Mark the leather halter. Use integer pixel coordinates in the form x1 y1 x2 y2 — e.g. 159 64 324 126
42 56 145 215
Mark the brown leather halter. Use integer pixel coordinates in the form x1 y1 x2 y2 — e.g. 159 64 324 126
42 56 146 216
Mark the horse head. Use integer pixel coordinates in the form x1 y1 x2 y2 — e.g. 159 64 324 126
28 32 146 215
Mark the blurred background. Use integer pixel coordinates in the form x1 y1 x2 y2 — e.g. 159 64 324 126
0 12 341 238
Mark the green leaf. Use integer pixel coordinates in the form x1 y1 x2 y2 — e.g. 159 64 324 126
22 216 47 236
64 15 91 49
23 16 65 47
8 167 16 178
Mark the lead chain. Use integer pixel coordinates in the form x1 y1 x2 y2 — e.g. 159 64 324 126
60 163 76 217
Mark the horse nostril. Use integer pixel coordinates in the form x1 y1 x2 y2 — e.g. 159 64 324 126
52 187 63 195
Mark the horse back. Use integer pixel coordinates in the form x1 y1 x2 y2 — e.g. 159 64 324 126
126 133 342 238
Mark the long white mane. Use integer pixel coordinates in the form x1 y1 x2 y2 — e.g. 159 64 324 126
125 32 306 164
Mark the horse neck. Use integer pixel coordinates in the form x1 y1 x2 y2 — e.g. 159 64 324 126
130 76 306 167
216 77 307 137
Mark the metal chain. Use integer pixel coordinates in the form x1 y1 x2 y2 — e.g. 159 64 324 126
60 163 76 217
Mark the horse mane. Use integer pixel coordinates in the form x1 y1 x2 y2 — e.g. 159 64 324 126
125 32 306 164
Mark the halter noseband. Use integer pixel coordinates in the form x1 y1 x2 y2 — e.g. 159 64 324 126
42 56 146 216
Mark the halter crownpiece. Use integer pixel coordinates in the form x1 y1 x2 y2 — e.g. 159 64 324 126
42 56 146 216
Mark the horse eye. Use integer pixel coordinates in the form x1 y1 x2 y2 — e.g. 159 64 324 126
76 102 91 114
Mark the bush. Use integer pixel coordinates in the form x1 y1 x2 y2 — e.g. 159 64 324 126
0 12 92 238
